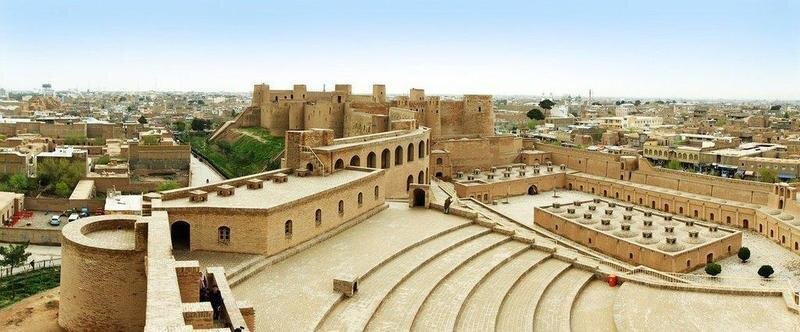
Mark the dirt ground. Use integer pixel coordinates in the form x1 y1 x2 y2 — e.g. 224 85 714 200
0 287 63 331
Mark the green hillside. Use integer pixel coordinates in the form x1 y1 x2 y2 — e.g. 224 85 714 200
184 127 284 178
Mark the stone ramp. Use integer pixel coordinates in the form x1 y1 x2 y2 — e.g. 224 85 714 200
366 233 509 331
454 250 551 332
230 203 470 331
613 282 800 332
411 241 530 331
570 280 618 332
532 268 594 332
316 225 490 331
495 259 571 332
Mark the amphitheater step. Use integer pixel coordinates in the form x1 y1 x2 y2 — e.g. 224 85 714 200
532 268 595 332
454 250 550 332
411 241 531 331
365 233 510 332
570 280 618 332
495 259 571 332
316 225 491 331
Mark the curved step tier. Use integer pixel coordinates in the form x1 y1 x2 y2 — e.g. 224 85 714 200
495 259 571 332
532 268 595 332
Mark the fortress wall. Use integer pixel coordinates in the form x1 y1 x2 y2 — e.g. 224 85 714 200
162 170 386 255
433 136 523 173
129 144 190 170
345 111 377 137
59 217 147 331
40 123 87 139
534 143 623 179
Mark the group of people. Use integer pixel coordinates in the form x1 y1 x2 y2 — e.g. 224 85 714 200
198 273 246 330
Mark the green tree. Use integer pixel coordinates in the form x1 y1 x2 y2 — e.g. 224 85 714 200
7 174 29 193
526 119 539 130
174 121 186 132
704 262 721 276
634 100 641 106
94 155 110 165
0 242 32 274
527 108 545 120
769 105 781 111
757 168 777 183
141 135 160 145
737 247 751 263
538 99 555 110
36 159 84 197
757 265 774 278
665 160 682 170
54 182 71 198
157 180 181 191
137 115 148 124
191 118 211 131
63 133 87 145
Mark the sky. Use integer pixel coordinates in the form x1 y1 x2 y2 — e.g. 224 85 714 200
0 0 798 99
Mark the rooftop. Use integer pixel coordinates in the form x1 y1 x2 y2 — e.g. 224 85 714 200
157 169 378 210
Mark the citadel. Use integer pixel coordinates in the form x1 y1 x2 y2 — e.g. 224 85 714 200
6 83 800 331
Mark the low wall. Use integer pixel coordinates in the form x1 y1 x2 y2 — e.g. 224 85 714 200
0 227 61 245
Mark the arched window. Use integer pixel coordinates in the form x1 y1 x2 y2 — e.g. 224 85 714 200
218 226 230 243
418 171 425 184
338 200 345 214
419 141 425 158
334 159 344 170
350 155 361 166
436 158 443 165
358 192 363 206
315 209 322 226
381 149 391 169
709 213 714 221
406 175 414 191
374 186 380 199
367 152 376 168
407 143 414 162
284 220 293 238
394 146 404 165
726 216 731 224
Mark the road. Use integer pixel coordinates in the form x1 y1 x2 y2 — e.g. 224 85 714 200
190 154 225 186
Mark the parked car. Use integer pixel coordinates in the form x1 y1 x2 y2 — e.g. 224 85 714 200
68 213 80 223
80 207 90 218
49 215 61 226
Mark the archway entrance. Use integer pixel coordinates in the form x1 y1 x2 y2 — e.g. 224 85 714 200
527 185 538 195
350 155 361 166
435 172 443 178
412 189 426 207
171 221 190 251
706 253 714 263
742 219 749 229
334 159 344 170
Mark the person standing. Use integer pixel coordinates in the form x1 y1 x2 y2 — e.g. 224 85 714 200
444 197 452 214
210 285 223 320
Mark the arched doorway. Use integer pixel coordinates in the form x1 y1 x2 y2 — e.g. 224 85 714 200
528 185 538 195
418 171 425 184
171 221 190 251
406 175 414 191
306 163 314 172
367 152 376 168
350 155 361 166
435 172 443 178
742 219 749 229
334 159 344 170
568 183 573 190
412 189 426 207
706 253 713 263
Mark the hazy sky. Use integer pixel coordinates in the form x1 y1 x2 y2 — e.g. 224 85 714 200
1 0 798 99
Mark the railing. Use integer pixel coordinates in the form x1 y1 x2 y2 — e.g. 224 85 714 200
0 258 61 279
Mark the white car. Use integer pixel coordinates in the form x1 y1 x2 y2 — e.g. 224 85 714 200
49 215 60 226
68 213 80 223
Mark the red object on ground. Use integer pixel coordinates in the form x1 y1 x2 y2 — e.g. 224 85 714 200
607 274 618 287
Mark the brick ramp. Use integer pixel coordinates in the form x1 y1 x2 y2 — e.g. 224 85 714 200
411 241 530 331
316 225 489 331
454 250 551 332
365 233 509 331
532 268 595 332
495 259 571 332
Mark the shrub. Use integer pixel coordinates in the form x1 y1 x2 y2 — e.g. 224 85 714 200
704 263 722 276
737 247 750 263
94 155 110 165
757 265 774 278
157 180 181 191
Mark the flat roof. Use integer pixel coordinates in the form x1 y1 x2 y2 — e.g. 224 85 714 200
69 180 95 200
158 169 376 210
105 195 143 212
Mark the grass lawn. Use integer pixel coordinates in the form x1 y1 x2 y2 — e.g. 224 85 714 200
0 267 60 309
